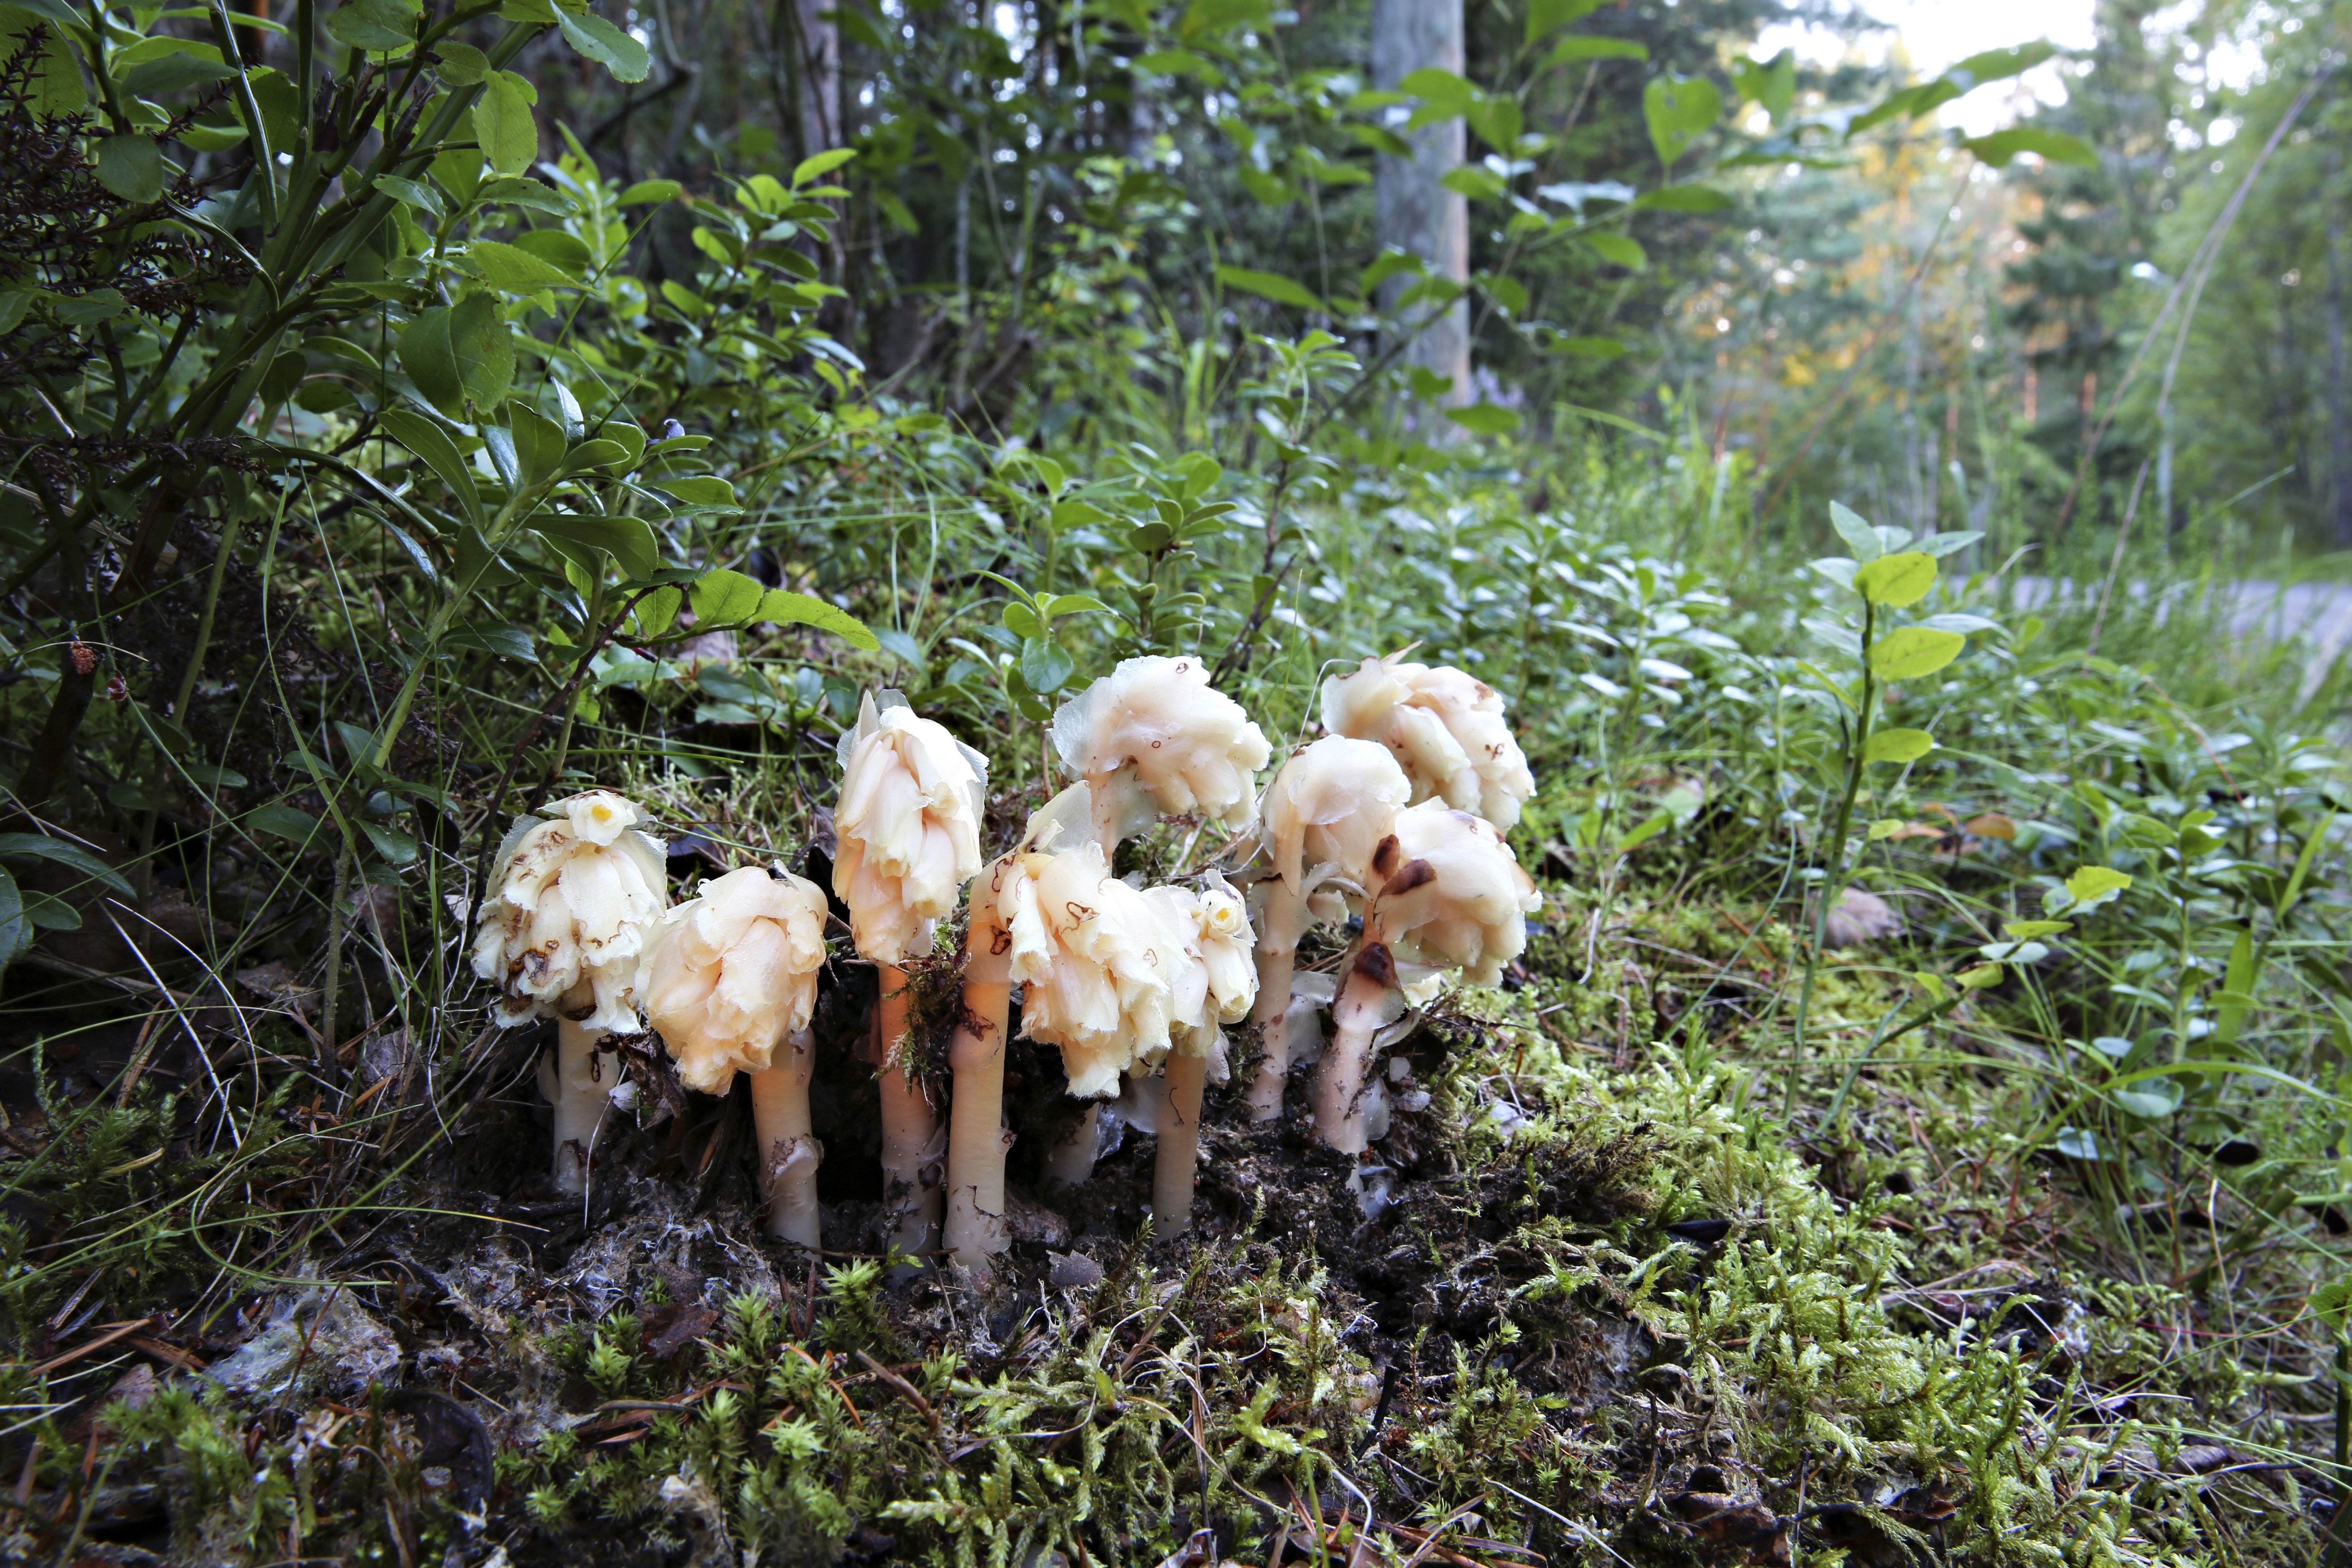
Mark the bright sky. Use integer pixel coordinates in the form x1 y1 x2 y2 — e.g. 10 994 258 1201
1756 0 2100 136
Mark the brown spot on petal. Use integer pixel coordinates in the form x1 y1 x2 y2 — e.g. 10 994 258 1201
1354 941 1396 988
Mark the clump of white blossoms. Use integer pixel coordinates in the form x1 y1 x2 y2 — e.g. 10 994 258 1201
833 691 988 962
640 865 830 1244
1322 651 1536 830
471 790 668 1193
1051 654 1271 853
1029 656 1271 1200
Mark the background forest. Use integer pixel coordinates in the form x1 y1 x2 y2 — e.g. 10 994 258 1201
3 0 2352 1565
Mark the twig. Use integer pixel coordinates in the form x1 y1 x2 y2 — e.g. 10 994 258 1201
112 1009 166 1108
31 1317 157 1376
856 1350 944 1441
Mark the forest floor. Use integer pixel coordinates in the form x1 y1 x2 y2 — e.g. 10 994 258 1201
1 826 2341 1568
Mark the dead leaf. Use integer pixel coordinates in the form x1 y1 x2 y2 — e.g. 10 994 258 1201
644 1302 719 1360
235 961 318 1015
1669 1491 1782 1552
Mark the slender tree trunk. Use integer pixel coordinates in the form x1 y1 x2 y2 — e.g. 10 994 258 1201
2328 147 2352 549
778 0 838 165
1371 0 1469 406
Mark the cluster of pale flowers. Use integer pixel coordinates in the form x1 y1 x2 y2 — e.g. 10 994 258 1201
470 649 1537 1278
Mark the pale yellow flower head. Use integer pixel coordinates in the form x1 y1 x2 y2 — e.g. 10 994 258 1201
561 789 641 847
833 691 989 962
1321 652 1536 830
640 867 829 1095
472 791 668 1033
1052 655 1272 846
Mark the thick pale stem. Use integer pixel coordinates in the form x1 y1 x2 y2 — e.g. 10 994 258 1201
1154 1050 1210 1233
943 978 1012 1275
1046 1101 1102 1187
751 1030 822 1248
550 1018 608 1195
1244 881 1306 1121
1312 945 1395 1155
873 963 942 1267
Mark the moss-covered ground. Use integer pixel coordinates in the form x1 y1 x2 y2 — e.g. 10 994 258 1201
2 831 2341 1568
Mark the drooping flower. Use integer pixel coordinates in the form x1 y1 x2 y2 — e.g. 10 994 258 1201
472 790 668 1034
1142 874 1261 1234
640 866 829 1095
472 790 670 1194
1376 802 1542 986
1148 874 1258 1056
1321 652 1536 829
989 838 1178 1098
1051 655 1272 851
1257 736 1414 898
832 691 989 963
1312 801 1541 1153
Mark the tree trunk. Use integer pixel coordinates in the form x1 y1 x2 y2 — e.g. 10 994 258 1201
2328 147 2352 549
1371 0 1469 407
785 0 838 163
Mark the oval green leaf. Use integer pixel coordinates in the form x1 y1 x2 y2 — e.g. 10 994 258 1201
1861 727 1934 765
1213 265 1328 312
1867 626 1965 681
1852 550 1936 608
755 589 879 651
689 568 765 627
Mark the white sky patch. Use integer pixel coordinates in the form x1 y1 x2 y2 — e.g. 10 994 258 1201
1756 0 2096 136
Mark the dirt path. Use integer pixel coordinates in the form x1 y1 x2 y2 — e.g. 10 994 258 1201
2005 576 2352 692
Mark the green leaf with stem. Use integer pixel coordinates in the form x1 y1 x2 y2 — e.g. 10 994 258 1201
1867 627 1965 681
1852 551 1936 608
